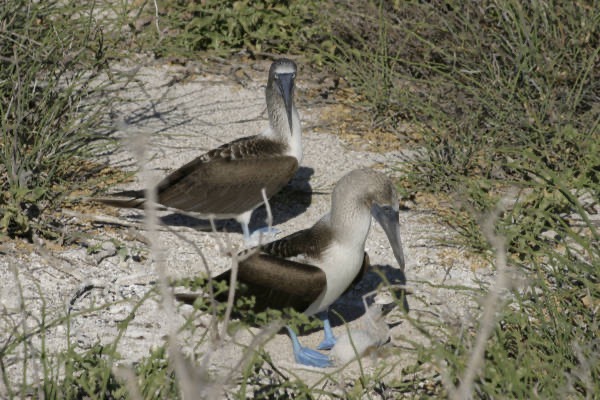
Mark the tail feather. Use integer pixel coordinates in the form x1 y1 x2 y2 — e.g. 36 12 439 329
94 189 146 209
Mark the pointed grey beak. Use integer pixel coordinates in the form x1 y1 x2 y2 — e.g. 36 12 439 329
277 73 294 134
371 204 405 271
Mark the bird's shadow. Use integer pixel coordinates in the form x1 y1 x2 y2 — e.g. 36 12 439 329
313 264 408 332
158 166 315 233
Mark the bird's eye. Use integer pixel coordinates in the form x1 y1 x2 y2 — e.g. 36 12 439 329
292 73 296 79
274 74 279 80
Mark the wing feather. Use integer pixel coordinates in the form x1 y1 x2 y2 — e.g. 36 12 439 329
154 136 298 215
260 221 333 260
206 254 326 313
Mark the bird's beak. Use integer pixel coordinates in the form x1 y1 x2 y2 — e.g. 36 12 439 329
277 73 295 134
371 204 405 271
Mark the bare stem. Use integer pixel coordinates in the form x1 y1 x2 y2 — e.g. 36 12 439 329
449 208 511 400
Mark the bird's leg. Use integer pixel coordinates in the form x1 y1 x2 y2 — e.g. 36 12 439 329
241 222 252 245
237 209 280 246
237 211 254 246
286 326 332 368
248 188 280 244
316 310 337 350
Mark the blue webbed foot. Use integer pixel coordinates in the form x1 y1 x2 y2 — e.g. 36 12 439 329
316 312 337 350
246 226 281 246
316 336 337 351
287 326 332 368
294 346 332 368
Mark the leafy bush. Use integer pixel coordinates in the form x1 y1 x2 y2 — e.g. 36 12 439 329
138 0 328 59
321 0 599 397
0 1 124 239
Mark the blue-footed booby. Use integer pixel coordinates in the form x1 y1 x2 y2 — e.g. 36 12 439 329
96 59 302 242
176 168 405 367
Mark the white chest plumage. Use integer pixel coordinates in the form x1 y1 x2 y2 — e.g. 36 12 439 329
262 107 302 162
286 109 303 162
304 240 366 316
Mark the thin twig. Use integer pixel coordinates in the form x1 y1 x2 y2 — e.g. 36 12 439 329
261 188 273 230
62 209 141 228
257 187 274 246
221 232 239 341
448 207 512 400
163 220 220 343
128 128 198 399
225 321 285 383
113 365 143 400
152 0 161 39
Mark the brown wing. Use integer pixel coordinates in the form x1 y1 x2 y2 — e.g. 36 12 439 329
156 136 298 215
220 250 369 314
260 219 333 260
200 222 335 313
175 251 370 312
217 253 327 313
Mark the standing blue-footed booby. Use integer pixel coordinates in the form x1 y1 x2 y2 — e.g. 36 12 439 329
176 168 405 368
96 59 302 242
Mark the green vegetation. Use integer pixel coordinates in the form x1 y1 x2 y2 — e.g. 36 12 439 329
135 0 328 59
0 0 128 240
323 0 599 397
1 0 598 398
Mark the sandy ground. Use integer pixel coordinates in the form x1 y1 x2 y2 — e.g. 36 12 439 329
0 59 494 397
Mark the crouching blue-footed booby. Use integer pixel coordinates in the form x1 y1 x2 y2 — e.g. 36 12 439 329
176 169 405 368
96 59 302 243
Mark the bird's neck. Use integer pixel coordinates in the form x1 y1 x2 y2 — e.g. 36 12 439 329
329 195 372 247
265 95 302 162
